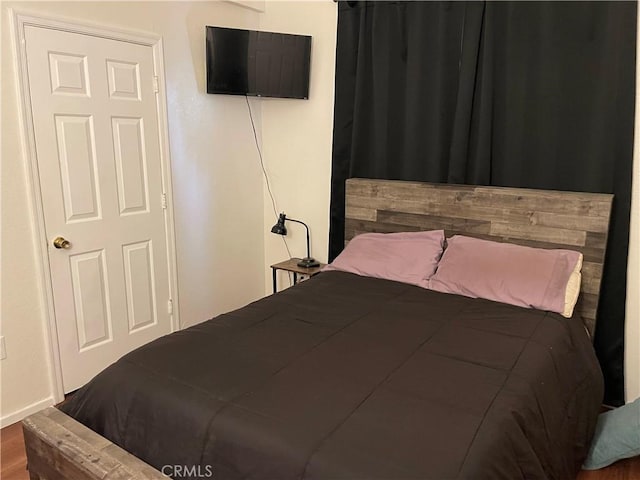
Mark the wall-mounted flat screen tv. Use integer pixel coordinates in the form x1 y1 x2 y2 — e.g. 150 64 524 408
206 26 311 99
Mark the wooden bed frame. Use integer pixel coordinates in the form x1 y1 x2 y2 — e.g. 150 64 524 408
22 179 613 480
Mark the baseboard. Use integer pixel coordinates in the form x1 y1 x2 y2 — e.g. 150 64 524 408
0 396 54 428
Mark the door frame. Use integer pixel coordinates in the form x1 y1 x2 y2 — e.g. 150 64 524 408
10 9 181 403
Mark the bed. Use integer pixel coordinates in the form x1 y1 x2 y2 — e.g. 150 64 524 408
23 179 613 480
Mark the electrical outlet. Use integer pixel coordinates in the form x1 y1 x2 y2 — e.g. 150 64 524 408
0 336 6 360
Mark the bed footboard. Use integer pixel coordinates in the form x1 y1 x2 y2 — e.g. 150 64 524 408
22 407 165 479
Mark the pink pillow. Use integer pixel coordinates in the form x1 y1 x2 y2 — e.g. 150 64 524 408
322 231 445 287
429 236 583 317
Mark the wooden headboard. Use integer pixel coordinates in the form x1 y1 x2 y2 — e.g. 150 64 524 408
345 178 613 336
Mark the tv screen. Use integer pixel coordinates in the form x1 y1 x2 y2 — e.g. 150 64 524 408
206 26 311 99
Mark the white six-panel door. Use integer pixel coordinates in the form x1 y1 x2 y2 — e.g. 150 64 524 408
24 25 174 392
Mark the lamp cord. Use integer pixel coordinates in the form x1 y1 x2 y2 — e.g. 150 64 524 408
245 96 293 285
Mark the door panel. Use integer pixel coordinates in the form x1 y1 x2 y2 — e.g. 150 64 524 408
112 117 149 215
48 52 90 96
54 115 101 222
25 25 174 392
69 249 112 350
107 60 141 100
123 240 157 332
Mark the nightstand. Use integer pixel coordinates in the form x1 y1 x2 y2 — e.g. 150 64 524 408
270 258 326 293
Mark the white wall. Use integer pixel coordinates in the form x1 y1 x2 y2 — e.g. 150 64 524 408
627 152 640 403
0 0 336 425
260 1 337 291
626 8 640 402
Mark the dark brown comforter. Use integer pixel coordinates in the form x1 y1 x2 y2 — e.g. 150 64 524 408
61 271 603 479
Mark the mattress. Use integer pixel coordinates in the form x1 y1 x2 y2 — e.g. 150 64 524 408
61 271 603 479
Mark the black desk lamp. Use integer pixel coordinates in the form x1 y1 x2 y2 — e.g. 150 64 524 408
271 213 320 268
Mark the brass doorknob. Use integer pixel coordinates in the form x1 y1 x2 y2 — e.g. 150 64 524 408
52 237 71 249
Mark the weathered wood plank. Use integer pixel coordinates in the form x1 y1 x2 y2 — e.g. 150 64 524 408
490 222 587 247
576 294 598 335
22 407 165 480
103 444 165 479
531 211 610 233
345 178 613 337
463 189 612 218
345 205 377 222
582 262 603 295
585 232 608 250
346 179 469 202
376 211 491 234
345 219 421 238
349 178 612 201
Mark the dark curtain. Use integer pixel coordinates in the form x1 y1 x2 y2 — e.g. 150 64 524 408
329 1 636 406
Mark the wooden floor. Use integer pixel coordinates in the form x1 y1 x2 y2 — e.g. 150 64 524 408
1 422 29 480
1 420 639 479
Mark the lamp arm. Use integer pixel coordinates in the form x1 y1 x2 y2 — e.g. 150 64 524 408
286 218 311 259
